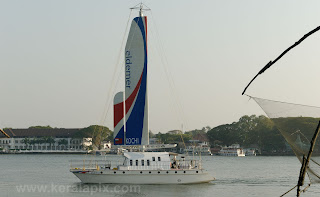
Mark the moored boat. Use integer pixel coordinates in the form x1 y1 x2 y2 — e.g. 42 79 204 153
218 144 245 157
70 152 214 184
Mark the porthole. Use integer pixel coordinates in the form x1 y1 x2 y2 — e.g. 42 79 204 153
158 171 160 174
140 171 143 174
196 171 198 173
184 171 186 173
114 171 116 174
166 171 169 174
175 171 177 174
101 171 103 174
123 171 125 174
149 171 151 174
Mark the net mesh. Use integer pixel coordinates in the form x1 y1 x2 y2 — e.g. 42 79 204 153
251 96 320 184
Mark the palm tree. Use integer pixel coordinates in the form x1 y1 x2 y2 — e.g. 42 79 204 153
58 139 68 150
21 137 30 150
41 136 55 150
38 137 46 150
30 138 37 150
47 136 55 150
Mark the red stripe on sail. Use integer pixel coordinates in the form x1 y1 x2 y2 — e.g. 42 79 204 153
114 101 124 127
125 70 144 114
145 17 147 55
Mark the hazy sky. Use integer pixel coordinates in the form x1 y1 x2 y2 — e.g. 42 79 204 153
1 0 320 133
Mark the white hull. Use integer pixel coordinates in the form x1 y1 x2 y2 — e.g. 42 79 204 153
217 153 245 157
218 154 245 157
73 170 214 184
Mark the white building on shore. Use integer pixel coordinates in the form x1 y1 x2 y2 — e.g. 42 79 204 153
0 128 92 153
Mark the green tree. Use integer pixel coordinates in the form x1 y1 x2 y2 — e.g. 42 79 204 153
42 136 55 150
29 138 37 149
185 129 206 137
28 125 52 129
155 132 191 144
207 115 286 153
75 125 112 150
58 139 68 150
149 130 155 138
21 137 30 149
207 122 239 146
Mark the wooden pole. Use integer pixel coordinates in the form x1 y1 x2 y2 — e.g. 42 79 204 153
297 120 320 197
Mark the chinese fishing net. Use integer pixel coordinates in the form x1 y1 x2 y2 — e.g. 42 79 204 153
250 96 320 184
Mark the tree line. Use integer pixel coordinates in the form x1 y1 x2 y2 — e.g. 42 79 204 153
206 115 286 154
154 115 320 155
4 125 113 150
8 114 320 154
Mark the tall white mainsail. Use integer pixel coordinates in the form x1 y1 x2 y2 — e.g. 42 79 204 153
113 11 149 145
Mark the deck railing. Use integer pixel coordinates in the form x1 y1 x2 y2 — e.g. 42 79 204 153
69 160 121 170
69 158 203 171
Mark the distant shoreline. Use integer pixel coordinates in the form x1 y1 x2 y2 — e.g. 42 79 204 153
0 152 299 156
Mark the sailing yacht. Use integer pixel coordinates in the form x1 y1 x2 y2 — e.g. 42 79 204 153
70 4 214 184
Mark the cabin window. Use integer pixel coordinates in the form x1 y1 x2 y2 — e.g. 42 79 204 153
152 157 155 161
158 157 161 161
147 160 150 166
130 160 133 166
141 160 145 166
136 160 138 166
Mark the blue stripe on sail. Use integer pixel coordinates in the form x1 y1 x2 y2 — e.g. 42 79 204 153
125 17 147 145
125 68 147 145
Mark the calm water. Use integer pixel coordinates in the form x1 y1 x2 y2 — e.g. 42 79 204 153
1 154 320 197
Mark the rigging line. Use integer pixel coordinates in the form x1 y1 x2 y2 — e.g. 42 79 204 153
290 130 309 143
149 40 183 127
148 13 190 157
302 184 311 193
310 158 320 167
148 29 184 128
244 95 272 118
98 10 133 129
242 25 320 96
280 185 297 197
246 94 320 110
150 10 189 131
148 16 179 122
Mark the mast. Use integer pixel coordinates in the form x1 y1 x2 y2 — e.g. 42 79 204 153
139 3 143 17
123 3 150 145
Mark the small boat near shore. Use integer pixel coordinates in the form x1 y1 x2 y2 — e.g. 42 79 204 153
218 144 245 157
